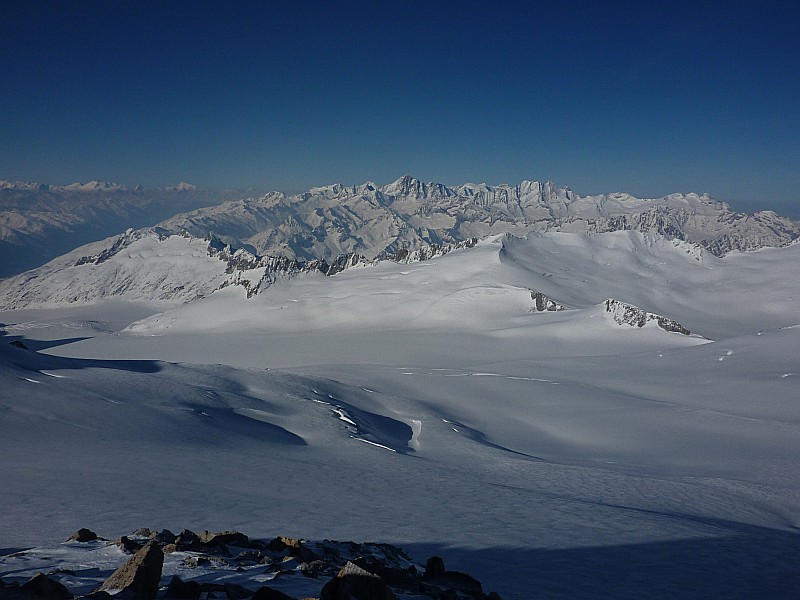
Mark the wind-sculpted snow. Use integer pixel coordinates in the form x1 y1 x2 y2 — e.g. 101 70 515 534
0 226 479 309
2 224 800 598
2 303 800 598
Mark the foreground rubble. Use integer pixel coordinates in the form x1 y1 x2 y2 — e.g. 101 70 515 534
0 528 502 600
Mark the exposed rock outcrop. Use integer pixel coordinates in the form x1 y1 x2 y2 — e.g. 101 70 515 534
530 290 567 312
603 299 692 335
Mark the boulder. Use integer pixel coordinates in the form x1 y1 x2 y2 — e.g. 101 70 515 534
422 556 445 580
174 529 200 548
20 574 73 600
266 537 318 562
110 536 143 555
352 557 419 592
148 529 176 545
98 541 163 600
223 584 251 600
66 529 97 543
163 576 200 600
266 537 301 552
250 588 296 600
132 528 153 537
198 531 249 548
320 562 394 600
0 583 28 600
421 556 483 598
78 593 112 600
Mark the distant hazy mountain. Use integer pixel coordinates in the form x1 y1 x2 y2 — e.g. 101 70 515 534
1 175 798 309
0 179 259 278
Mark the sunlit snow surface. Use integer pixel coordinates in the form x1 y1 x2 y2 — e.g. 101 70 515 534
2 232 799 599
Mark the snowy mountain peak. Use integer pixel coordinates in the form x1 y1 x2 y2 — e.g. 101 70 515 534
380 175 455 200
3 175 800 311
307 182 346 196
62 180 128 192
166 182 199 191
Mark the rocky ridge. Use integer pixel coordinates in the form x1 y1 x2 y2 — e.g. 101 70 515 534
1 175 797 310
0 180 256 279
0 227 478 309
603 299 693 335
0 527 502 600
159 176 800 261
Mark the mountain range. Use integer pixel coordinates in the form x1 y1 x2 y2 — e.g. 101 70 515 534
1 175 798 310
160 175 799 260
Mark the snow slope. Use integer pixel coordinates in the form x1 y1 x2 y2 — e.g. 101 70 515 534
0 180 254 278
2 231 799 599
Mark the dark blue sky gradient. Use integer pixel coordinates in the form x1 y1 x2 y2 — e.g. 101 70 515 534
2 1 799 214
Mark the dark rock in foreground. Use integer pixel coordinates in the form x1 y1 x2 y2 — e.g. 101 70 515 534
98 541 163 600
22 574 73 600
320 562 395 600
199 530 249 548
66 529 97 543
250 587 295 600
0 574 74 600
423 556 485 598
2 528 503 600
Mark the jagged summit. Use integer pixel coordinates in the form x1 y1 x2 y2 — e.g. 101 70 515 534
155 175 798 262
2 175 799 310
381 175 456 200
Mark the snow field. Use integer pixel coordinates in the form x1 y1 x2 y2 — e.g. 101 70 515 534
2 231 799 599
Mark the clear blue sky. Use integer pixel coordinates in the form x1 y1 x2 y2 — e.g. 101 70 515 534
2 1 799 214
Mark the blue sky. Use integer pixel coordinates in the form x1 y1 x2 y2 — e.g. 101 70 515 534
2 1 799 214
